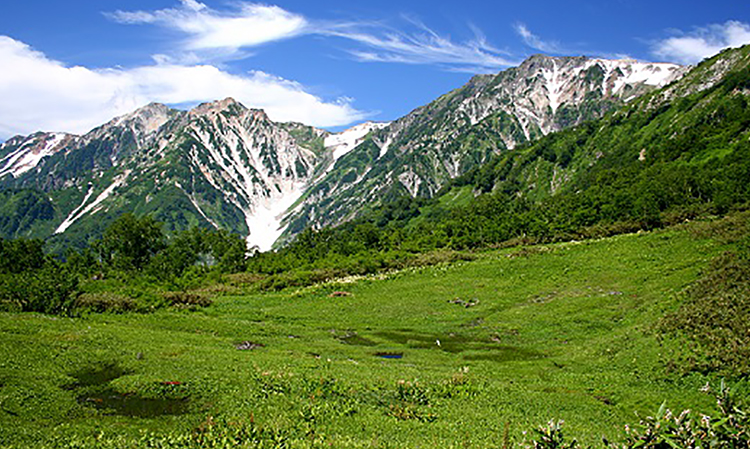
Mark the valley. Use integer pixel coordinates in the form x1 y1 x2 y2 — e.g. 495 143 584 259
1 221 743 448
0 34 749 449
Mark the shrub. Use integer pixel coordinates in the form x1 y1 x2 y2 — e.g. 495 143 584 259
0 263 79 316
73 292 136 313
161 291 212 309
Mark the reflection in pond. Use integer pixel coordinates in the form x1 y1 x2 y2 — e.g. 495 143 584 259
375 329 544 362
77 389 190 418
65 361 190 417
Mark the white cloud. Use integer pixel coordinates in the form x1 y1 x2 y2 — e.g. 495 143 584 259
108 0 307 55
0 36 366 139
652 21 750 65
109 2 515 71
514 23 564 54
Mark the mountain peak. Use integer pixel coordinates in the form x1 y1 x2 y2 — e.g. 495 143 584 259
111 102 172 132
190 97 246 116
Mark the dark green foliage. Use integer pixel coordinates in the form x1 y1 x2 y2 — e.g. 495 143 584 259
0 237 46 274
93 214 166 272
0 261 78 315
0 189 55 239
35 218 247 314
0 237 80 315
147 227 247 280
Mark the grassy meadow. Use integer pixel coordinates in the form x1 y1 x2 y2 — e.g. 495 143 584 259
0 222 746 448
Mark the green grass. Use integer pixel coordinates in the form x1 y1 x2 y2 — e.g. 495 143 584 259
0 225 738 448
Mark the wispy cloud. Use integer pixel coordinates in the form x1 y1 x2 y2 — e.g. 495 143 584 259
514 23 565 54
0 36 366 139
108 1 516 72
326 17 517 72
652 20 750 65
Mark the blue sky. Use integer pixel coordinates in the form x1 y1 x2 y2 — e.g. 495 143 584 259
1 0 749 139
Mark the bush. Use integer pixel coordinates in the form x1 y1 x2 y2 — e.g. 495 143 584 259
94 213 166 272
0 263 79 316
0 237 46 274
161 291 212 309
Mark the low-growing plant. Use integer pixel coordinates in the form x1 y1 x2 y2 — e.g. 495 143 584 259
622 382 749 449
521 382 749 449
520 420 578 449
74 292 136 313
161 291 213 309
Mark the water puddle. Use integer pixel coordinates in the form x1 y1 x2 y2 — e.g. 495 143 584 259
375 352 404 359
374 329 543 362
65 362 190 417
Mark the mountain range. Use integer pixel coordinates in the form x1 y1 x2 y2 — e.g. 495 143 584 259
0 54 695 251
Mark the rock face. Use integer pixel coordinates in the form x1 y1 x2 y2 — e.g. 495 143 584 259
281 56 686 237
0 55 688 250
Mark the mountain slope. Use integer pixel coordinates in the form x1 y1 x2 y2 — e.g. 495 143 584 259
0 99 326 250
258 45 750 272
0 55 687 251
397 45 750 249
281 56 685 238
446 46 750 206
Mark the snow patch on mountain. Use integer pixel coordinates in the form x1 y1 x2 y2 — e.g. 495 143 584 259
55 171 131 234
592 59 683 96
0 133 69 178
55 186 95 235
324 122 390 161
398 170 422 197
542 60 564 113
245 180 306 252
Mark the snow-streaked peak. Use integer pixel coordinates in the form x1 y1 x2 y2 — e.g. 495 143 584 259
324 121 390 161
587 58 684 94
0 132 72 178
180 97 317 251
530 55 684 112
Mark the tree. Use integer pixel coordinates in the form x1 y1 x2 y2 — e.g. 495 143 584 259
94 214 166 271
0 237 46 274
